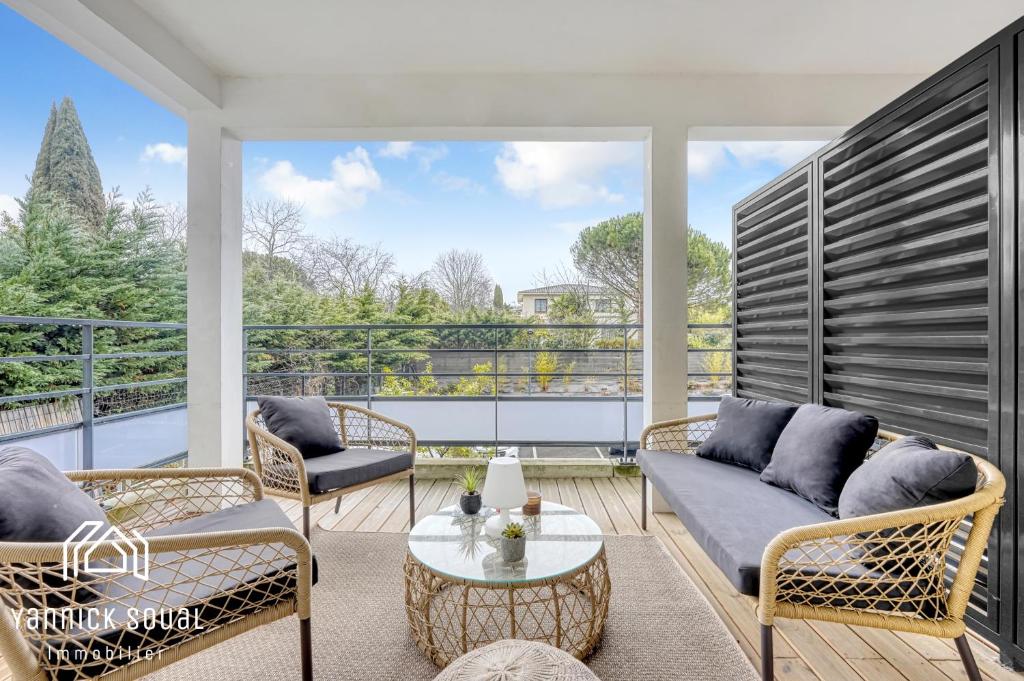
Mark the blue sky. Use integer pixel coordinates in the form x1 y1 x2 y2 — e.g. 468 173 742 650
0 4 826 296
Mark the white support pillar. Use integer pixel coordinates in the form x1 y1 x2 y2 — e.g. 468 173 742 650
643 126 688 513
186 115 243 468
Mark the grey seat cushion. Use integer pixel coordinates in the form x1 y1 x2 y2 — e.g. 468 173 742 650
304 448 414 494
50 500 313 680
639 450 832 595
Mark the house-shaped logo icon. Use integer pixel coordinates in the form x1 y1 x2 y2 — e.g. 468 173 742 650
62 521 150 581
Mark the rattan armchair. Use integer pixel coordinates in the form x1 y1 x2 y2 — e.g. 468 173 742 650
246 401 417 539
640 414 1005 681
0 467 314 681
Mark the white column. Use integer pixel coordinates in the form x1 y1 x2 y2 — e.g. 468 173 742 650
186 115 243 468
643 126 688 513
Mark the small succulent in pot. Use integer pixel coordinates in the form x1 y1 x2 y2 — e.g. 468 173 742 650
458 467 483 515
500 522 527 563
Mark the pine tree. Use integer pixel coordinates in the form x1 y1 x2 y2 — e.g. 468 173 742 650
29 98 106 227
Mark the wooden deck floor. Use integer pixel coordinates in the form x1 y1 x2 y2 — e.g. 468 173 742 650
1 477 1019 681
290 476 1022 681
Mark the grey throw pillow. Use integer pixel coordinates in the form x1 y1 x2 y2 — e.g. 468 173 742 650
838 436 977 574
695 395 797 472
839 436 977 518
0 446 109 542
760 404 878 516
0 447 110 605
257 396 344 459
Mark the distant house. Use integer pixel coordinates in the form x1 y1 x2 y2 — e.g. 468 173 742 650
515 285 628 323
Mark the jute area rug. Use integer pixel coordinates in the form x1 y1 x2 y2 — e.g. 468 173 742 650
146 532 757 681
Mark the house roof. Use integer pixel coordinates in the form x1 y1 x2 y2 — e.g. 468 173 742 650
517 284 608 298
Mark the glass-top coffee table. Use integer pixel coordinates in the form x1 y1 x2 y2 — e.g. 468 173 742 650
403 501 610 667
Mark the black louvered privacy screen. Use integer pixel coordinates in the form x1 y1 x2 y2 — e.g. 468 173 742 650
731 19 1023 666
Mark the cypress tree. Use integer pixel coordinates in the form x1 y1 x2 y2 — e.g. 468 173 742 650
29 97 105 227
493 284 504 309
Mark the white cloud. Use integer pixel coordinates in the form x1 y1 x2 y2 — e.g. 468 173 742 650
0 194 19 220
141 142 187 166
495 142 638 209
378 141 414 159
378 142 448 171
433 171 485 195
258 147 381 217
688 140 826 178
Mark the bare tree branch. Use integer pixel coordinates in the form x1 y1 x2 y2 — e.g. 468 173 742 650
302 237 396 297
243 198 307 280
430 249 493 313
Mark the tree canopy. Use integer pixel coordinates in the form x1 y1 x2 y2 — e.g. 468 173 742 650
570 212 732 320
29 98 106 228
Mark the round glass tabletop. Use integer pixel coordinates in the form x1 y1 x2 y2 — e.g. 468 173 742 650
407 501 604 584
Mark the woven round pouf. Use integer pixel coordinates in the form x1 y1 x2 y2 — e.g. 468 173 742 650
432 640 600 681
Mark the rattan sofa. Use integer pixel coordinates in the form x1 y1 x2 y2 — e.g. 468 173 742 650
639 413 1005 681
0 467 314 681
246 401 417 538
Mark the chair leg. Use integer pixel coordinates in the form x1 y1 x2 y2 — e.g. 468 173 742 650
302 506 311 540
954 634 982 681
641 473 647 531
334 496 342 514
408 474 416 528
761 624 774 681
299 616 313 681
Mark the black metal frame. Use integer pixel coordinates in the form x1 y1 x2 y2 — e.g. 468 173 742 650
733 14 1024 667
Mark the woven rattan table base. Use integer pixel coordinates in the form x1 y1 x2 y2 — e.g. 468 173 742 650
403 546 611 668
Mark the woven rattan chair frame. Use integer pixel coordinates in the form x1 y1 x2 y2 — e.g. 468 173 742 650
0 467 314 681
639 413 1005 681
246 402 417 539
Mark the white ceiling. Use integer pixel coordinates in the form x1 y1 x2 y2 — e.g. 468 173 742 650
134 0 1024 77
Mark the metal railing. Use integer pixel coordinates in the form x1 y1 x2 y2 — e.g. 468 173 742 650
243 322 733 456
0 316 732 467
0 315 187 468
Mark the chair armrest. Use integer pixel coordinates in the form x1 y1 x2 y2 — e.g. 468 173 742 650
332 403 417 455
759 481 1003 633
245 417 311 504
65 468 264 534
0 528 312 681
640 414 717 454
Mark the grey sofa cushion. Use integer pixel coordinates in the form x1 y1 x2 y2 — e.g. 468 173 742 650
51 499 313 679
839 436 978 518
0 446 109 543
257 395 344 459
304 448 414 494
760 404 878 516
695 395 797 472
639 449 832 595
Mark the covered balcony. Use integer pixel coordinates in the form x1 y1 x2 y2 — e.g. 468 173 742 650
0 2 1023 681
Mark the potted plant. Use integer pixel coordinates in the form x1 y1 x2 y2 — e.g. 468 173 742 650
458 467 483 515
500 522 526 563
